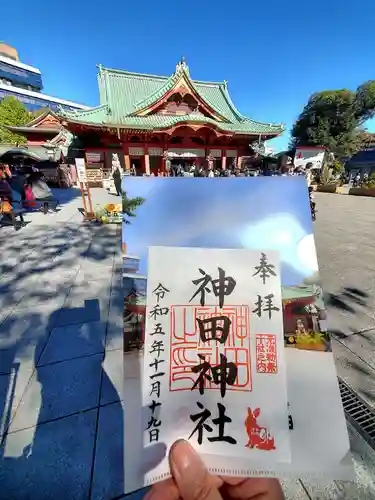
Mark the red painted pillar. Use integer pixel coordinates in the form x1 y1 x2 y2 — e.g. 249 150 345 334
221 151 227 170
144 144 150 175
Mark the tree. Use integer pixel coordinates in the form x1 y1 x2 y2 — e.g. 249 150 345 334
291 82 375 159
0 96 32 145
122 191 145 224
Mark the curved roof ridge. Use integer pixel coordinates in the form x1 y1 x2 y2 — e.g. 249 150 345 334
193 79 225 86
100 65 168 81
188 80 230 122
60 112 284 135
244 116 285 130
221 83 284 129
243 115 285 129
25 109 59 127
133 73 177 109
101 64 225 86
131 65 230 121
219 83 247 122
58 104 109 121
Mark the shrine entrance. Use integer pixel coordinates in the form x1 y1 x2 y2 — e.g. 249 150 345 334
167 148 205 175
170 158 196 168
130 158 143 176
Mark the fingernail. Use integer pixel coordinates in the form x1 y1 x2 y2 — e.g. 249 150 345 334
169 439 204 480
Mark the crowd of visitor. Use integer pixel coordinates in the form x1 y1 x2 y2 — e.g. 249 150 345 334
347 171 372 187
129 159 315 181
0 163 56 218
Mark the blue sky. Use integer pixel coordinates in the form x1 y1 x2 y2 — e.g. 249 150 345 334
3 0 375 151
122 177 317 286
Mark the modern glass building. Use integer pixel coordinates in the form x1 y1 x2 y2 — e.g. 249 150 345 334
0 43 89 112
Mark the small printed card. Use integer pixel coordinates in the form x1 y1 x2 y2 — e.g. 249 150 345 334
141 246 291 485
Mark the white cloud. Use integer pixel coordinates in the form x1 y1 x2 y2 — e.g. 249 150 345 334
296 234 319 274
240 214 317 278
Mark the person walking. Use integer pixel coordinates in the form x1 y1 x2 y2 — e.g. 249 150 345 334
27 171 54 214
113 166 122 196
354 171 361 187
0 167 13 201
305 167 312 187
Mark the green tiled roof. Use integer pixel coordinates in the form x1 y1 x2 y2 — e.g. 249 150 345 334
60 104 108 122
60 61 284 136
282 286 315 300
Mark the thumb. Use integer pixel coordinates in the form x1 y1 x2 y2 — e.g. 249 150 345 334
169 440 223 500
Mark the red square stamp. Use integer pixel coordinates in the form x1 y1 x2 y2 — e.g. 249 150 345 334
255 334 278 374
170 305 251 392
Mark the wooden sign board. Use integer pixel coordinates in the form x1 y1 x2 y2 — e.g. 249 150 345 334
75 158 87 184
75 158 95 220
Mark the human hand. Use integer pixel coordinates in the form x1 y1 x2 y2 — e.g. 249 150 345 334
144 439 285 500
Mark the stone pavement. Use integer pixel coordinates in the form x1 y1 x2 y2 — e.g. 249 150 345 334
0 188 125 500
314 192 375 410
312 192 375 499
0 188 374 499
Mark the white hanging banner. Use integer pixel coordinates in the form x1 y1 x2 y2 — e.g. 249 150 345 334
210 149 222 158
168 148 205 158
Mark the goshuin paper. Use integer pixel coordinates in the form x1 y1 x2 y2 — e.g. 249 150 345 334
142 246 290 485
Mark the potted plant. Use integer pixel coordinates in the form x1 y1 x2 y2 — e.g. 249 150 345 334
317 165 338 192
95 203 122 224
122 191 145 224
295 332 327 351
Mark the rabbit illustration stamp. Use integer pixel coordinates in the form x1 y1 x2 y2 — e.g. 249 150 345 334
245 407 276 451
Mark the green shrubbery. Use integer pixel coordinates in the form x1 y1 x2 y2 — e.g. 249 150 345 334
295 332 325 345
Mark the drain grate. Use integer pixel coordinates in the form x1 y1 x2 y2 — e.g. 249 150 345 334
338 377 375 449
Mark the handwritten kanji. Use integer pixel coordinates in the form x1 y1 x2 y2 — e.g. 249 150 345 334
149 304 169 320
191 353 238 397
150 323 166 336
149 358 165 379
149 428 160 443
148 400 161 414
189 402 237 445
253 294 279 319
196 315 231 344
253 253 277 284
152 283 170 303
149 381 161 398
149 340 164 358
190 267 236 308
147 415 161 429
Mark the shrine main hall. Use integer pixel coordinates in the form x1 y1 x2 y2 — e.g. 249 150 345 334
59 59 284 180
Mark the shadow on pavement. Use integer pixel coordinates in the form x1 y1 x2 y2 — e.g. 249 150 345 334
325 286 370 316
0 221 124 499
324 285 373 339
326 286 375 409
50 187 81 208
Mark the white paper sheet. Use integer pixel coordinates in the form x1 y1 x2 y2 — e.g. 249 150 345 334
141 246 290 485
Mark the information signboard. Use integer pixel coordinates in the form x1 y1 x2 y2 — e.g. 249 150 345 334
75 158 87 183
